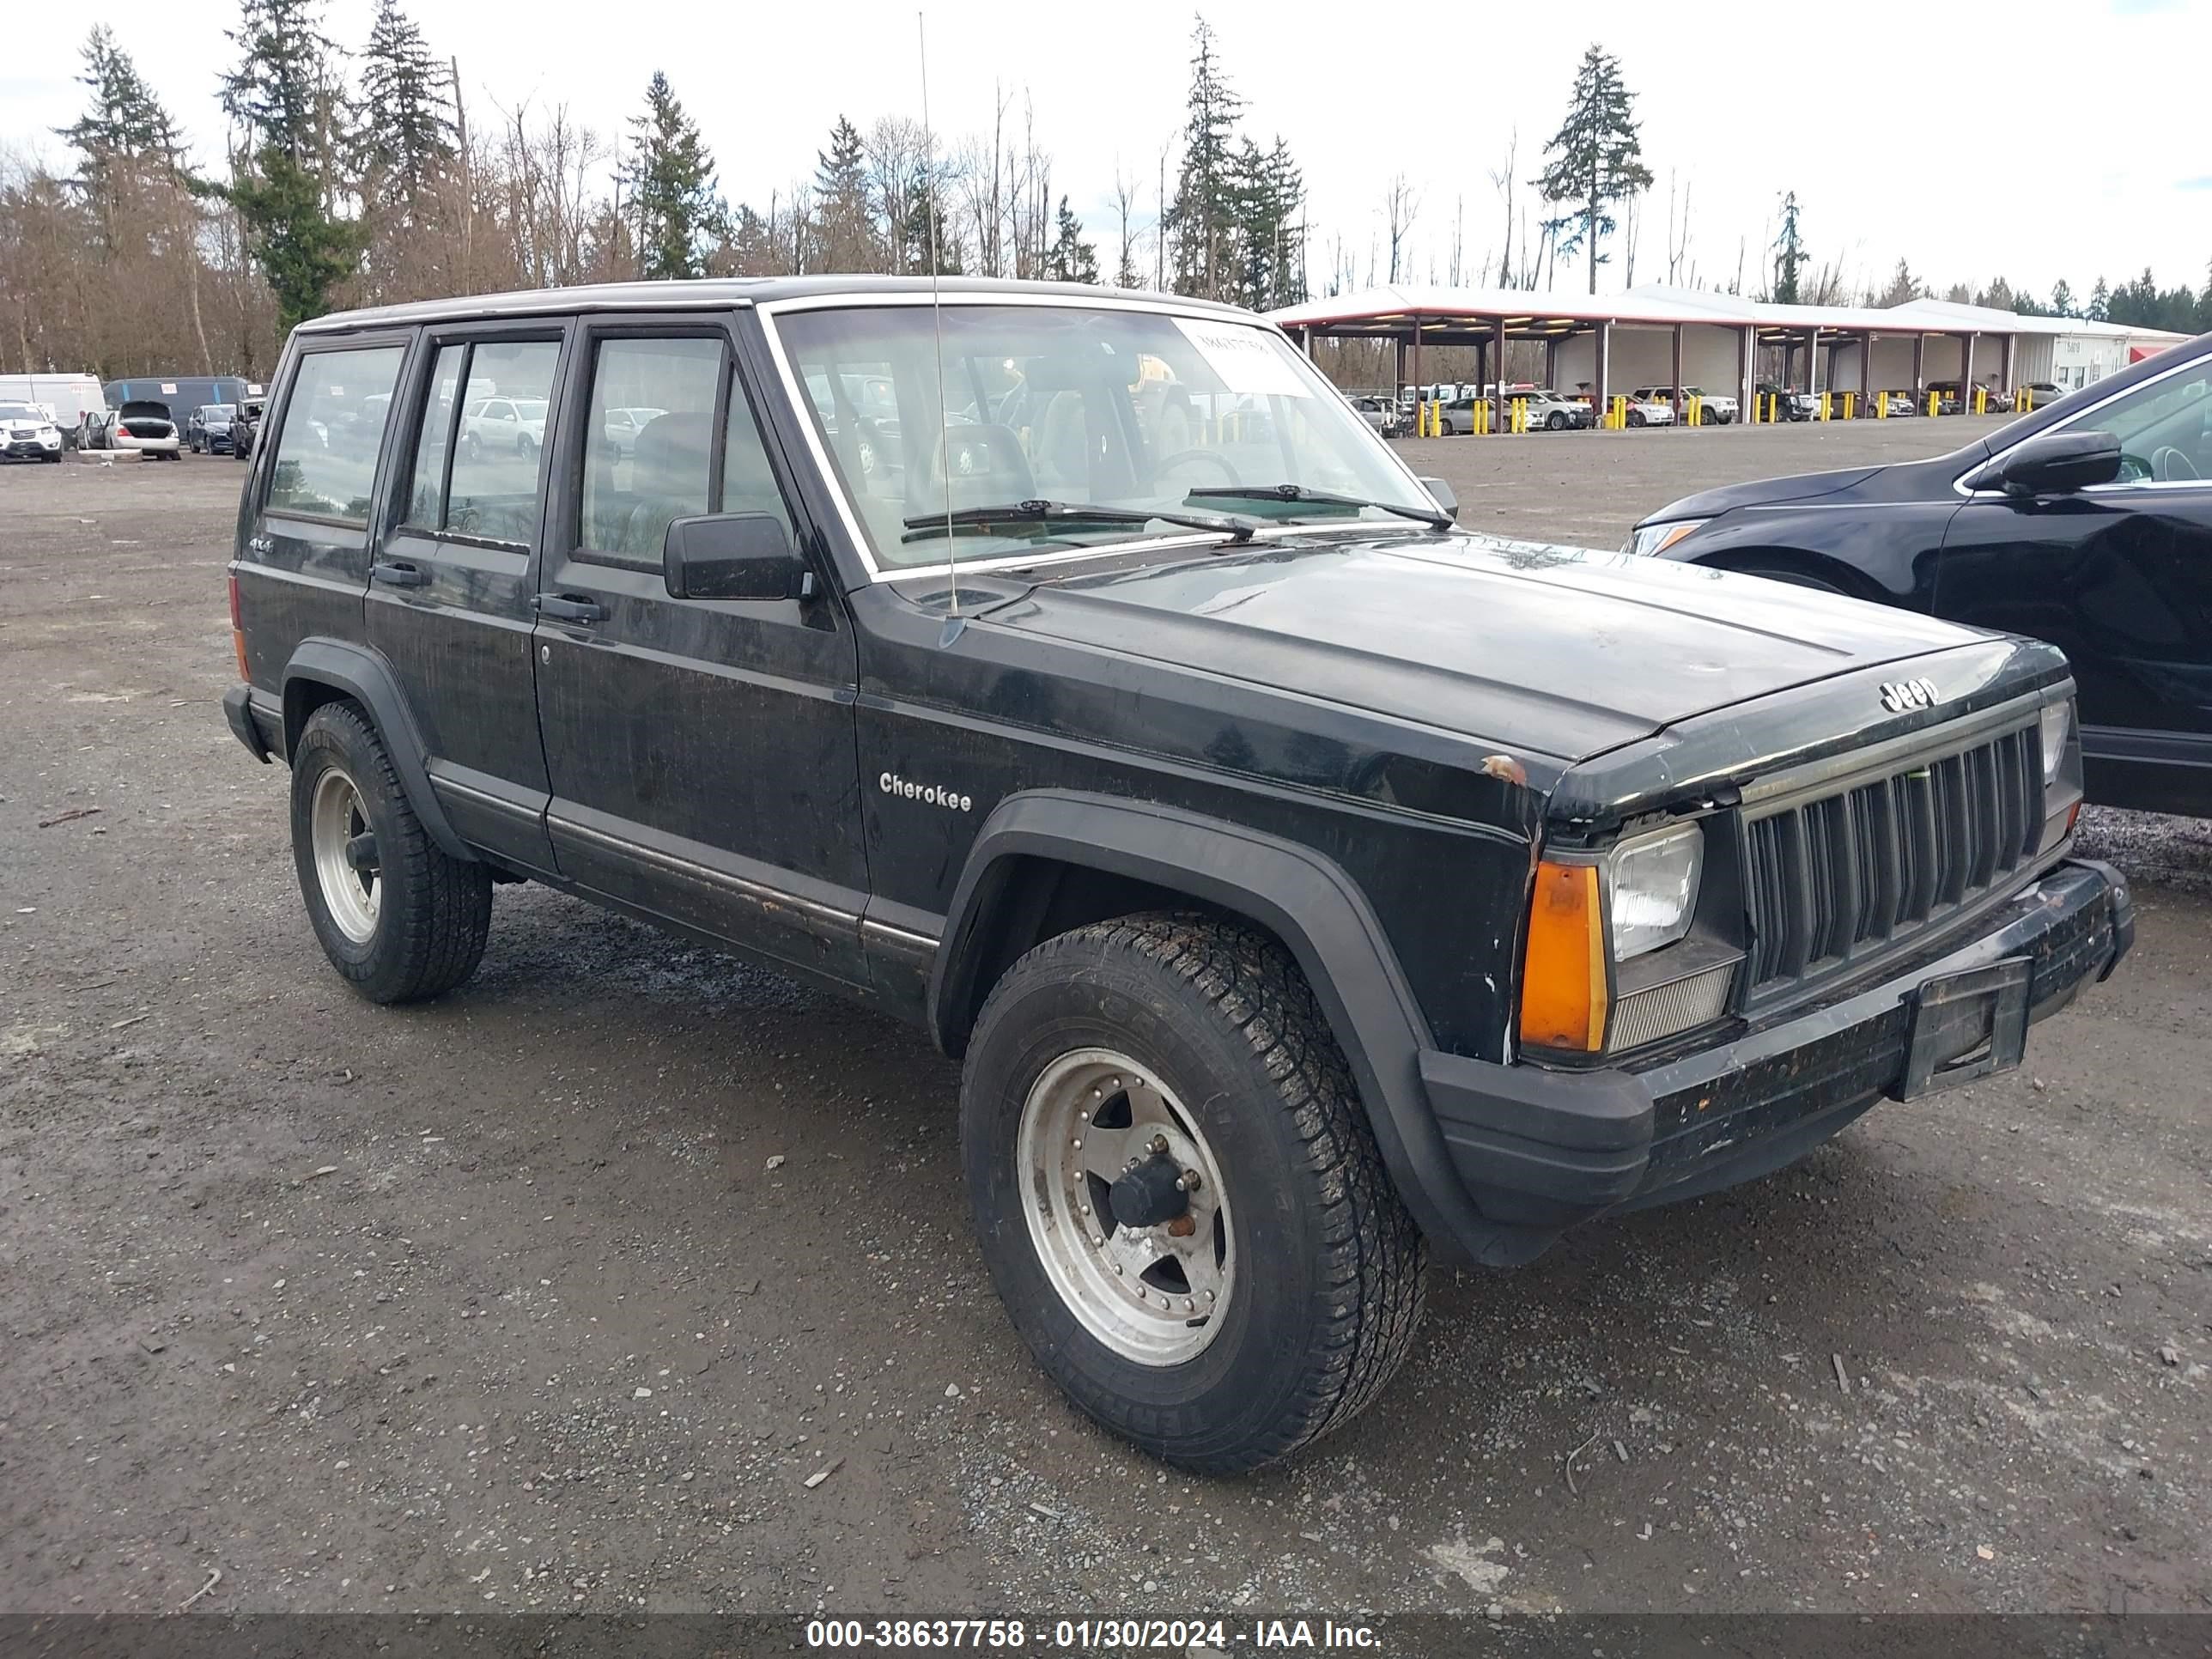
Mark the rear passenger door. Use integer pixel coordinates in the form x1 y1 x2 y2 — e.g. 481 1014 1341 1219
367 325 568 872
238 337 410 688
532 315 868 987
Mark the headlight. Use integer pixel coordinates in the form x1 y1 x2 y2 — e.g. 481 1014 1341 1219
2039 701 2071 784
1606 823 1703 960
1625 520 1706 558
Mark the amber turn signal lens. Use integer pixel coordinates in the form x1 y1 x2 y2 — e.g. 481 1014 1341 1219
1520 860 1608 1054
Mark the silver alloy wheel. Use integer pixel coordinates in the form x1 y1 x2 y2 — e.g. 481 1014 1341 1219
1017 1048 1235 1366
310 766 380 945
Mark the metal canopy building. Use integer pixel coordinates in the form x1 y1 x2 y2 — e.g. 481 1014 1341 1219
1267 283 2188 426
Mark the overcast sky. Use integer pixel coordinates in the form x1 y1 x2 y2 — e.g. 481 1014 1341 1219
8 0 2209 304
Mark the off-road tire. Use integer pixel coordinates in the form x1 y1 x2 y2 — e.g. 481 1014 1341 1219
962 912 1427 1474
289 702 492 1003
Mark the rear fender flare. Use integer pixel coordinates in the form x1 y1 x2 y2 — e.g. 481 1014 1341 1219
929 790 1498 1259
281 637 472 862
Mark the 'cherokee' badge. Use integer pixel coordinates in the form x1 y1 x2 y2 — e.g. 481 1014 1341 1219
1878 676 1941 714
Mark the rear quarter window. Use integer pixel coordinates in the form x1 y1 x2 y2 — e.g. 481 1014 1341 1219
266 347 406 524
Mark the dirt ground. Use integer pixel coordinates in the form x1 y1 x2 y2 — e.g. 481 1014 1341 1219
3 431 2207 1626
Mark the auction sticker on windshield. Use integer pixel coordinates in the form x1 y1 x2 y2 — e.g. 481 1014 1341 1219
1173 318 1311 398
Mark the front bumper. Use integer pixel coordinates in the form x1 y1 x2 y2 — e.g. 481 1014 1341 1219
3 436 61 457
1419 859 2130 1252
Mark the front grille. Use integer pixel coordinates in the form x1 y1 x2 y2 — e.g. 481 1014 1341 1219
1743 723 2042 993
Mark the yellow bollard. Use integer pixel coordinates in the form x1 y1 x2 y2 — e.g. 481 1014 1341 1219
1876 390 1887 420
1686 394 1702 427
1819 392 1830 422
1513 398 1527 434
1974 386 1987 415
2018 387 2033 413
1928 391 1939 419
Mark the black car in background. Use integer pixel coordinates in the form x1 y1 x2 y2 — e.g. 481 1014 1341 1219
231 396 266 459
187 404 240 453
1629 331 2212 816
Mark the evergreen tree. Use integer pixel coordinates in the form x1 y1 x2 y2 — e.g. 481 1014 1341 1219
1771 191 1805 305
1165 16 1243 301
222 0 362 329
2086 276 2109 322
2049 278 2075 319
900 164 961 276
60 28 185 181
1231 137 1304 311
622 71 722 281
1874 258 1920 307
356 0 454 215
1533 45 1653 295
222 0 339 164
58 27 189 249
811 115 878 271
1046 196 1098 284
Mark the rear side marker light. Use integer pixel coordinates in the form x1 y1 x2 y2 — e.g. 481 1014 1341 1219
228 571 250 680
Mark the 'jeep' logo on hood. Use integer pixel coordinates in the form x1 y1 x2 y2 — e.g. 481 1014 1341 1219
1879 676 1940 714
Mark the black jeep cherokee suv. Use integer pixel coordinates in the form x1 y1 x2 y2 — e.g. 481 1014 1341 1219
222 277 2131 1474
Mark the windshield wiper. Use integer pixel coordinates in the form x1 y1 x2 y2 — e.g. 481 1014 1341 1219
901 498 1256 545
1184 483 1452 530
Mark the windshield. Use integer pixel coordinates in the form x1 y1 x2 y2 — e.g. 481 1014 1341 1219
0 404 37 422
772 302 1436 572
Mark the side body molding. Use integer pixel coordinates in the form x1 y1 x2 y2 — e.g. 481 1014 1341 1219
282 637 474 862
929 790 1502 1261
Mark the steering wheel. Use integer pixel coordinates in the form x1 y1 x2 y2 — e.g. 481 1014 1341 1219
2151 446 2201 483
1155 447 1239 486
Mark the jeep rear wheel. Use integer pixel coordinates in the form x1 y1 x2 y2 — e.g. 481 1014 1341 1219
962 913 1426 1474
289 702 493 1003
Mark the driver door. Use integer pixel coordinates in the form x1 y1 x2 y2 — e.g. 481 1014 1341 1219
1934 347 2212 811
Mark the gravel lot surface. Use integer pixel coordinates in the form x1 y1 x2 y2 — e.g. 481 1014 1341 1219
3 434 2206 1624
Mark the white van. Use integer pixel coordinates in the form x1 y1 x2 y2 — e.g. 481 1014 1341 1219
0 373 103 449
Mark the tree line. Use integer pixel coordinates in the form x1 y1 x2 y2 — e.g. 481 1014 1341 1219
0 8 1310 380
3 12 2205 382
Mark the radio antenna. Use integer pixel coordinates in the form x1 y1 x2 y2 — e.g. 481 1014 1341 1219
919 10 962 635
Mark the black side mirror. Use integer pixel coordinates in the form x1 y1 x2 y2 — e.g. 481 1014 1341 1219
1418 477 1460 521
663 513 815 601
1973 429 2123 496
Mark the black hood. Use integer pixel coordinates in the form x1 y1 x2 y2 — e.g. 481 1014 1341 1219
1641 462 1899 525
984 531 1993 766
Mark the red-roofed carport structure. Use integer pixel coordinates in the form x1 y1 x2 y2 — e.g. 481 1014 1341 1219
1266 284 2188 431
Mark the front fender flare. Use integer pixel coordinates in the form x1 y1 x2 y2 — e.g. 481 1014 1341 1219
930 790 1503 1261
283 637 472 862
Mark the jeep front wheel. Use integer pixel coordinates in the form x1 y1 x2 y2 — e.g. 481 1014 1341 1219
289 702 493 1003
961 914 1426 1474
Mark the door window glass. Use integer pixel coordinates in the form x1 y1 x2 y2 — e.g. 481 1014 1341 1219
580 337 723 559
2092 355 2212 485
722 386 793 540
266 347 404 524
404 343 467 527
446 341 560 544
